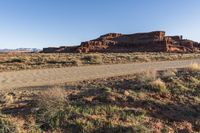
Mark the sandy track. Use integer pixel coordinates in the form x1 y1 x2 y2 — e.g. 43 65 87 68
0 59 200 90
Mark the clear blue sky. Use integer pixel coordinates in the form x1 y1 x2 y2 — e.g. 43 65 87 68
0 0 199 49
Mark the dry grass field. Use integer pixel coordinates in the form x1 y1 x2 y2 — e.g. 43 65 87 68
1 52 200 72
0 66 200 132
0 53 200 132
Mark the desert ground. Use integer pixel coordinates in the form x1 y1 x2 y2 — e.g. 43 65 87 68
0 53 200 133
0 58 200 90
1 52 200 72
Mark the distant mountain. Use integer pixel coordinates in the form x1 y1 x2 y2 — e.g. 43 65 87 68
0 48 41 53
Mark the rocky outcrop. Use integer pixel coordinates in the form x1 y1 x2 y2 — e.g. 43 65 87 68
77 31 167 53
42 31 200 53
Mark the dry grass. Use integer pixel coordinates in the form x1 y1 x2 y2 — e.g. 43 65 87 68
137 69 157 82
188 62 200 71
0 69 200 132
33 87 69 132
1 52 200 72
150 78 168 93
0 117 20 133
36 87 67 112
82 54 103 64
161 69 177 77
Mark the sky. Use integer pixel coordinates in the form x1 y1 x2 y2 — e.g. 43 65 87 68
0 0 200 49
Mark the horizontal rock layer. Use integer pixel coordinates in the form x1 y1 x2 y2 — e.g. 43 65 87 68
42 31 200 53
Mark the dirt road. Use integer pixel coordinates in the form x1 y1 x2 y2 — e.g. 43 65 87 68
0 59 200 90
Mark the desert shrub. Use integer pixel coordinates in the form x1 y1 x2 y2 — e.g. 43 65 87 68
10 57 25 63
0 93 15 105
170 76 191 95
194 120 200 131
36 87 66 107
139 69 157 82
150 79 169 93
102 87 112 93
188 63 200 71
0 118 19 133
95 126 133 133
132 125 148 133
34 87 68 131
132 70 157 90
95 124 148 133
32 56 45 64
0 93 5 104
27 127 42 133
132 56 150 62
161 69 177 78
82 54 102 64
161 127 171 133
47 60 66 64
70 59 82 66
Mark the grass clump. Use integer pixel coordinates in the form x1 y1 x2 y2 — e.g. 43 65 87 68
36 87 67 109
34 87 68 132
10 57 25 63
161 69 177 78
150 79 169 93
82 54 102 64
140 69 157 82
70 59 82 66
188 63 200 71
170 78 189 95
0 118 19 133
132 69 157 90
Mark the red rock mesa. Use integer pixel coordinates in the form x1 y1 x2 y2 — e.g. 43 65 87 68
42 31 200 53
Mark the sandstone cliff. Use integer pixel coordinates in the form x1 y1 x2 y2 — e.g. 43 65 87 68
42 31 200 53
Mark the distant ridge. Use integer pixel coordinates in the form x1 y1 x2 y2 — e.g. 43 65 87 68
0 48 41 53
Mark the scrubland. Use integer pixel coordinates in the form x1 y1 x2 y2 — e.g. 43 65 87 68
1 52 200 72
0 65 200 132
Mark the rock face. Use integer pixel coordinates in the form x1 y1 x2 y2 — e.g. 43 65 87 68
42 31 200 53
